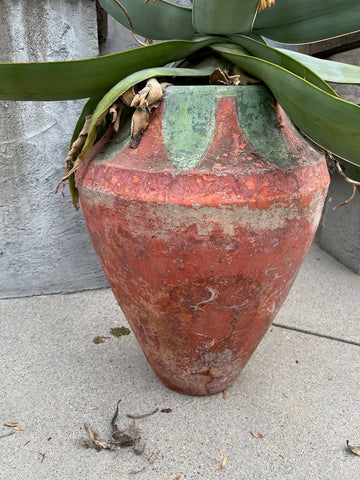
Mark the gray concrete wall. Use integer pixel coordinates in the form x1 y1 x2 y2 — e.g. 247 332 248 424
0 0 109 299
318 47 360 274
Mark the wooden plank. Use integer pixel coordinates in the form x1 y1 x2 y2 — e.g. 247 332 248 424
299 31 360 58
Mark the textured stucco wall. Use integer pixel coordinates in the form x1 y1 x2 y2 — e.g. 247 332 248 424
0 0 109 298
319 47 360 274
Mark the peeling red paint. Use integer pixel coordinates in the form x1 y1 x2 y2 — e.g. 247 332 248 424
77 88 329 395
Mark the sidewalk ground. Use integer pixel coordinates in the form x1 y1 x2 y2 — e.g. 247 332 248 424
1 242 359 479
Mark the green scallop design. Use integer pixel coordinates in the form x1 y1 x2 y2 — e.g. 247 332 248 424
163 85 297 170
234 85 294 168
162 86 217 170
95 85 299 168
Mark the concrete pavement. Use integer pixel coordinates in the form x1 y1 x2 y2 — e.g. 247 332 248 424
1 242 359 479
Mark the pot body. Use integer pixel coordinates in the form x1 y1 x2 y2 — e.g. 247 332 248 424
77 86 329 395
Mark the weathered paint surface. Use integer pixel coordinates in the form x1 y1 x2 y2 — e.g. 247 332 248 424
77 86 329 395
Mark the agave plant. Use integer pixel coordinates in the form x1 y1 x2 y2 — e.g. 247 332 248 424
1 0 360 209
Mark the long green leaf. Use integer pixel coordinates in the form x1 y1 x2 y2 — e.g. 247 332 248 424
192 0 259 35
229 35 337 95
81 65 217 161
99 0 195 40
211 43 360 167
277 49 360 85
254 0 360 44
0 38 220 101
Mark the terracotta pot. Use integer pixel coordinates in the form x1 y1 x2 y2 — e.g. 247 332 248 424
77 85 329 395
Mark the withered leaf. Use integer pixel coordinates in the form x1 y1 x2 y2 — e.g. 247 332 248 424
210 68 233 85
251 431 264 438
130 108 150 149
84 424 112 451
347 440 360 456
210 68 259 86
64 114 93 169
55 125 115 194
4 422 23 431
221 456 228 470
121 86 137 107
131 78 164 110
109 102 125 133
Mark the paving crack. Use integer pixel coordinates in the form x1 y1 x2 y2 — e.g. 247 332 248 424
272 322 360 347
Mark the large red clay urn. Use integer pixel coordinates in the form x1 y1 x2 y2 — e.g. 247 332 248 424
76 85 329 395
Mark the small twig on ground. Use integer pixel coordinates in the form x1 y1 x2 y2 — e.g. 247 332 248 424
127 408 159 420
0 431 15 440
111 399 122 437
38 452 46 463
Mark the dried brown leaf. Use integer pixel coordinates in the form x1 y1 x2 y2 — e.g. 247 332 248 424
209 68 233 85
230 67 260 85
106 100 124 134
226 74 242 85
121 86 137 107
4 422 23 431
210 68 258 86
109 104 119 123
347 440 360 456
222 390 227 400
130 108 150 148
221 456 228 470
64 114 93 169
84 424 112 451
251 431 264 438
131 78 164 110
55 125 115 194
173 476 181 480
